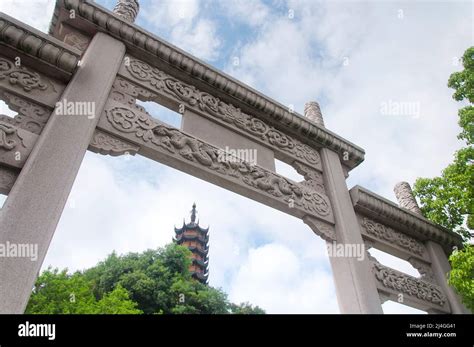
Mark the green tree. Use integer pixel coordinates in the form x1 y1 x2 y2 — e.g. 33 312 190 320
448 245 474 311
413 47 474 311
229 302 266 314
27 243 265 314
94 285 142 314
413 47 474 240
25 268 141 314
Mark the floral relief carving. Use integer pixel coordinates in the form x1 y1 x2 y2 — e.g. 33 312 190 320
361 217 425 256
0 91 51 135
105 105 332 220
372 261 446 307
0 58 48 92
123 58 321 167
89 130 140 157
0 120 23 150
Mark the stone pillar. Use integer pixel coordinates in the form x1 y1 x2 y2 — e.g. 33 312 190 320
394 181 422 214
307 103 382 313
0 33 126 313
393 181 469 313
304 101 325 127
426 241 470 313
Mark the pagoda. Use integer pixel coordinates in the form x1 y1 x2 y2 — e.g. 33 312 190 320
174 203 209 284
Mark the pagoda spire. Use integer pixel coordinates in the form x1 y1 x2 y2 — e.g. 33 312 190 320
190 202 197 224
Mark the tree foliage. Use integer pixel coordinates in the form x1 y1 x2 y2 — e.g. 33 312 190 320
413 47 474 311
413 47 474 240
26 243 264 314
448 245 474 311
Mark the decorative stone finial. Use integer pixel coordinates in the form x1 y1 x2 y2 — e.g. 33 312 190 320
304 101 325 127
394 181 422 215
113 0 140 23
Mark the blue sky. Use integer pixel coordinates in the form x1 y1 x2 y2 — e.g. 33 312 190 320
0 0 472 313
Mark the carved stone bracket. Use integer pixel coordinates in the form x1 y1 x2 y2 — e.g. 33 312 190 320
89 129 140 157
63 32 90 51
97 101 334 224
0 91 51 135
360 217 425 257
303 216 336 241
372 260 447 308
408 257 436 284
118 58 322 169
291 161 326 195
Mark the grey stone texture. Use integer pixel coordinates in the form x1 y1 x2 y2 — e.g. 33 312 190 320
394 181 422 215
304 101 325 127
0 32 126 313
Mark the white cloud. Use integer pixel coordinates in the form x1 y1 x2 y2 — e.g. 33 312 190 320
0 0 56 33
229 243 338 313
141 0 221 61
226 0 472 202
218 0 270 27
170 19 221 61
142 0 201 29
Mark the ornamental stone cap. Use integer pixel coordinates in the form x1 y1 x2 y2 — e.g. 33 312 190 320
113 0 140 23
304 101 325 127
393 181 422 215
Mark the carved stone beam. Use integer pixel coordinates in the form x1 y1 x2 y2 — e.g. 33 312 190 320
117 59 323 171
96 100 336 231
89 129 139 157
358 216 430 262
0 56 65 109
371 260 450 313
